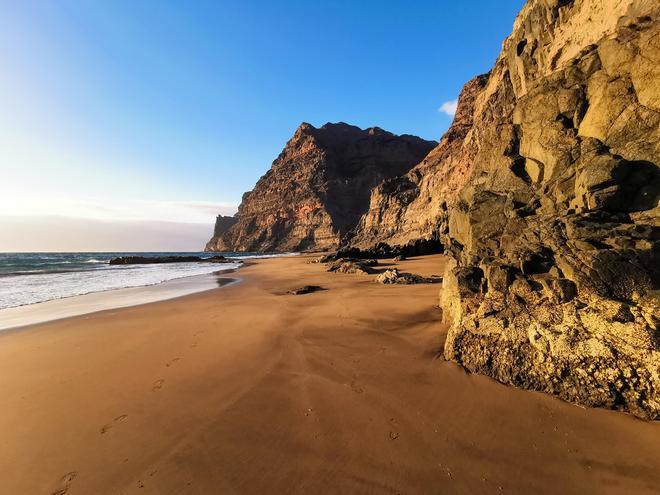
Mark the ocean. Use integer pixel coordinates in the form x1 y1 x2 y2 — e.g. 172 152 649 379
0 252 274 310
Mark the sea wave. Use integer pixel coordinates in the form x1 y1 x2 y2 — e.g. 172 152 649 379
0 261 242 310
0 251 296 310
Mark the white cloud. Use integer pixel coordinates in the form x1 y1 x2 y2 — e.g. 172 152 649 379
438 99 458 117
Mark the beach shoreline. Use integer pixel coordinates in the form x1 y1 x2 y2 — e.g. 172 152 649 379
0 269 241 332
1 254 658 494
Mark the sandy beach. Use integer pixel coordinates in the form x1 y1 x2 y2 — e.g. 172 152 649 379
1 254 658 495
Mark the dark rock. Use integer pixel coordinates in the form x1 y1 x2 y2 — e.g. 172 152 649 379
288 285 325 295
109 255 232 265
326 258 378 275
335 238 443 260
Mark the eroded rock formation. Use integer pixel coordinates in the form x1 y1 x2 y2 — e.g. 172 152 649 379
375 268 441 285
206 123 436 252
430 0 659 418
349 73 490 248
205 215 237 251
326 258 378 275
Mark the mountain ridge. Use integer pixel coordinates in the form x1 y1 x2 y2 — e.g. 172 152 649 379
205 122 436 252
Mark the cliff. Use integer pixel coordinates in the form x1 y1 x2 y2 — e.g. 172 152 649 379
206 122 436 252
205 215 237 251
205 0 659 418
370 0 658 418
352 1 659 255
349 73 490 248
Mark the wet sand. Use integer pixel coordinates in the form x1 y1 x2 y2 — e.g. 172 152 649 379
0 254 658 494
0 269 240 331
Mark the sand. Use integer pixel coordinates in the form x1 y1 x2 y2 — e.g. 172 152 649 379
0 254 658 494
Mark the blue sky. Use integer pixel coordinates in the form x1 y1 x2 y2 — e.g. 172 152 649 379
0 0 524 250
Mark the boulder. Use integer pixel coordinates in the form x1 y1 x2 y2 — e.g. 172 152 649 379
375 268 441 285
288 285 324 295
326 258 378 275
437 1 660 419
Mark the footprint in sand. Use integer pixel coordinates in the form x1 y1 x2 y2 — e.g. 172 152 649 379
165 357 181 368
100 414 128 434
350 380 364 394
50 471 77 495
152 379 165 391
190 342 198 348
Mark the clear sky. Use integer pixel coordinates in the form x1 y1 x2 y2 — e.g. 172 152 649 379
0 0 524 251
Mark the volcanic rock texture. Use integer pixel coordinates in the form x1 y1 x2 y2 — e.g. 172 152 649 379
428 0 659 419
205 123 436 252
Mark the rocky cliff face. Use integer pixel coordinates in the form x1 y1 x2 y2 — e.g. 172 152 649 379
206 123 436 252
349 74 490 248
362 0 658 418
205 215 237 251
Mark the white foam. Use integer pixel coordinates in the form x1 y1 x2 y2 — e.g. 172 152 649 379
0 262 241 310
0 272 240 331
